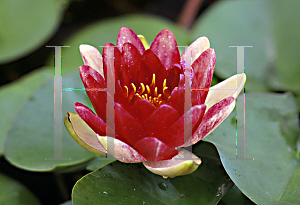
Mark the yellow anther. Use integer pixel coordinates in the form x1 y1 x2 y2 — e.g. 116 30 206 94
135 93 142 101
154 87 158 97
139 83 145 95
124 86 128 98
174 86 178 90
146 85 151 95
144 94 148 99
163 87 171 98
149 96 152 102
163 79 167 88
128 83 136 100
150 74 156 89
157 94 162 102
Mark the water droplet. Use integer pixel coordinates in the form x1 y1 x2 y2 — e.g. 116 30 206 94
158 182 168 191
103 191 107 194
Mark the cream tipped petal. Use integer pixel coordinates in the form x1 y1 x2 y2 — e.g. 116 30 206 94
143 149 201 178
181 36 210 65
205 73 246 110
79 44 104 77
97 135 147 163
64 112 106 155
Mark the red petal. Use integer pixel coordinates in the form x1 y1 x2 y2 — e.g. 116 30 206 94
117 27 145 54
139 49 167 92
115 103 147 147
191 48 216 105
175 74 192 116
79 65 107 121
162 105 206 148
166 64 181 91
143 104 179 140
150 29 180 70
134 137 178 161
103 43 121 83
186 97 235 146
74 102 107 136
130 99 156 126
120 43 142 86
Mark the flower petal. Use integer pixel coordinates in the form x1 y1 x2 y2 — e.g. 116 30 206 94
120 42 142 86
115 103 147 147
205 73 246 110
97 135 146 163
117 27 145 54
162 104 206 148
143 149 201 178
143 104 179 140
150 29 180 70
130 99 156 126
186 97 236 146
139 49 167 93
134 137 178 161
181 36 210 66
79 65 107 121
191 48 216 105
79 44 104 77
64 112 106 155
103 43 121 83
74 102 108 136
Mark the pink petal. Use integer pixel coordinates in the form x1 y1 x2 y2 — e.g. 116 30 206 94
64 112 106 155
117 27 145 54
162 104 206 148
143 149 201 178
79 65 107 121
150 29 180 70
205 73 246 110
134 137 178 161
115 103 147 147
79 44 104 77
185 97 236 146
143 104 179 140
181 36 210 66
175 74 191 116
74 102 108 136
130 99 156 126
97 135 146 163
191 48 216 105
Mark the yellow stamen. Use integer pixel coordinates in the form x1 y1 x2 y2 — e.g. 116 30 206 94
163 79 167 88
124 86 128 98
135 93 142 101
144 94 148 99
154 87 158 97
157 94 162 102
150 74 155 89
163 87 170 98
128 83 136 100
146 85 151 95
139 83 145 95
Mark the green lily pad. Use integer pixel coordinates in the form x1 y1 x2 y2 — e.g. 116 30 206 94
46 14 189 81
266 0 300 92
192 0 273 92
203 93 300 204
0 68 53 156
4 74 95 171
86 157 116 171
0 173 40 205
72 141 233 205
0 0 68 64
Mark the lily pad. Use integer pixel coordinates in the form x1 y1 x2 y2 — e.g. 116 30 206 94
0 68 53 156
266 0 300 92
4 74 95 171
0 0 68 64
72 141 233 205
203 93 300 204
86 157 116 171
46 14 189 83
192 0 273 92
0 173 40 205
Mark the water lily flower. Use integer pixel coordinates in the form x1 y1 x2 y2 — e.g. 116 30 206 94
64 27 246 178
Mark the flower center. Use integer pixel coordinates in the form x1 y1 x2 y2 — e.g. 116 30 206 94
123 74 176 107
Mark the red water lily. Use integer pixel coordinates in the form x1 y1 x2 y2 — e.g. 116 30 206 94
64 27 246 178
